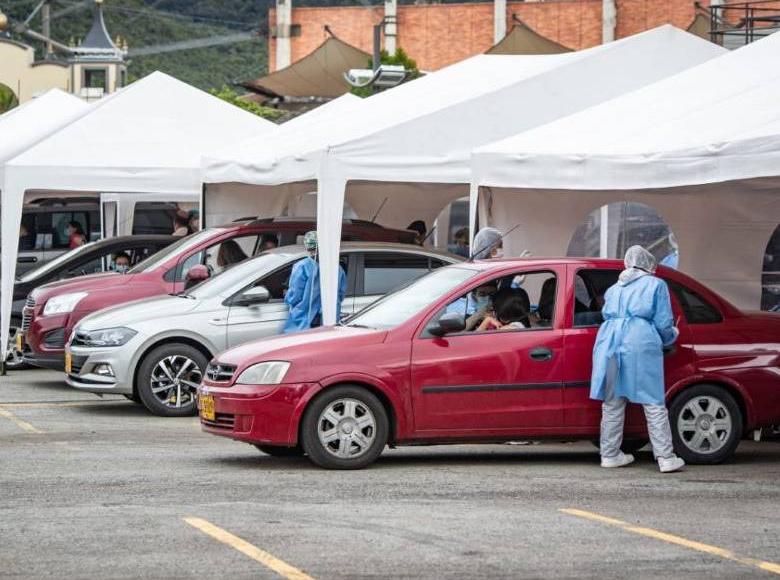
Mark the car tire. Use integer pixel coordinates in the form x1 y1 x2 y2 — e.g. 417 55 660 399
301 385 389 470
591 438 649 455
6 325 30 370
670 384 743 464
254 444 304 457
136 343 207 417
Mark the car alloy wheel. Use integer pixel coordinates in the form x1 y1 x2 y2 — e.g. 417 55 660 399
5 326 28 370
670 384 742 464
677 395 732 455
301 385 389 469
317 398 377 459
150 355 202 410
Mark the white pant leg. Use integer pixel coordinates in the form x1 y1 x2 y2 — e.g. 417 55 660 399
600 357 627 459
643 404 675 459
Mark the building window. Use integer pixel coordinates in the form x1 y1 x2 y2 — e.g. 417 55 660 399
291 24 302 37
567 202 678 268
83 67 108 91
119 68 127 88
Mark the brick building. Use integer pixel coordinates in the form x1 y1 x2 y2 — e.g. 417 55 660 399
268 0 706 73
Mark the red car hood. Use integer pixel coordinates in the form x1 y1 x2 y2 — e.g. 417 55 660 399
216 325 388 374
31 272 132 300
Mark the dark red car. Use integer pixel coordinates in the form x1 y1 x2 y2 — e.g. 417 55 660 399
199 258 780 469
20 218 417 370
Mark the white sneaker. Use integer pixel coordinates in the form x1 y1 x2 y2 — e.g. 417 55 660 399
658 455 686 473
601 452 635 468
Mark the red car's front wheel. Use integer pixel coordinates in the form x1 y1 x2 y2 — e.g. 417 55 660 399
301 386 389 470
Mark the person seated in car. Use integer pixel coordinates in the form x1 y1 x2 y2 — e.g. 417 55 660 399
260 234 279 251
216 240 247 271
446 282 498 331
477 287 531 332
113 251 131 274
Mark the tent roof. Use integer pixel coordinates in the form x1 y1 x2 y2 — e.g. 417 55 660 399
0 89 89 184
243 37 370 99
203 26 725 187
472 30 780 191
486 21 572 55
6 71 276 195
280 93 362 130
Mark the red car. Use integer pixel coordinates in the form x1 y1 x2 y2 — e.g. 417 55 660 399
20 218 416 370
199 258 780 469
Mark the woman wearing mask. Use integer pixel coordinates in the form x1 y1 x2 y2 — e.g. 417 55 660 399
591 246 685 473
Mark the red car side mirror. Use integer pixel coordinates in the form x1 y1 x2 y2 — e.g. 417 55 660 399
185 264 210 287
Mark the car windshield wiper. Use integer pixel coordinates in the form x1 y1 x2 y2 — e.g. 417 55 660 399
344 323 373 329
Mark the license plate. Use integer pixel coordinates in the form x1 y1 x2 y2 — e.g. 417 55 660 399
15 333 23 352
64 350 72 374
200 394 215 421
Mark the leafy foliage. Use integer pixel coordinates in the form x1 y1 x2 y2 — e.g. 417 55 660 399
0 83 20 114
209 85 284 120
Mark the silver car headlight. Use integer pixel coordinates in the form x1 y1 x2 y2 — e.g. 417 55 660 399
79 327 137 347
43 292 88 316
236 361 290 385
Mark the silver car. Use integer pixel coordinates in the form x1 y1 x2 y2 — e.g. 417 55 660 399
65 243 459 416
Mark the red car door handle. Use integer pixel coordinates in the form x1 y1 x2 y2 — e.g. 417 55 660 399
530 347 553 361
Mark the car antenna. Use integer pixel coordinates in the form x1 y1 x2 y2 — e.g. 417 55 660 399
421 224 437 244
370 197 389 223
468 224 522 262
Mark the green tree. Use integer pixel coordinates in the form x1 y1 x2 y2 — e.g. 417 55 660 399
0 83 19 115
351 47 421 98
209 85 284 121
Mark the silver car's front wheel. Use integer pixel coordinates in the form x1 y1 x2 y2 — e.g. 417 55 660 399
137 343 208 417
670 385 742 464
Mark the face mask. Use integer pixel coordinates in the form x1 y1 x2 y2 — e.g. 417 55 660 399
474 296 491 310
492 249 504 259
115 265 129 274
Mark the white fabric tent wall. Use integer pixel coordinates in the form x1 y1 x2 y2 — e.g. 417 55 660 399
471 31 780 311
0 89 89 188
0 71 277 361
203 26 724 325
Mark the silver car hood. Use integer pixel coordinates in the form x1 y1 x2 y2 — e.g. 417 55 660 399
78 295 200 331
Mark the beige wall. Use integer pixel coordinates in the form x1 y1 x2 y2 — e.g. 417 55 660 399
0 40 69 102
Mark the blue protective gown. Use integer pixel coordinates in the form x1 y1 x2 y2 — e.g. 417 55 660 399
283 257 347 333
590 274 677 405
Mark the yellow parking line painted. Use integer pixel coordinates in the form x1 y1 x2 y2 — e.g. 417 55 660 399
184 517 314 580
561 508 780 576
0 406 43 434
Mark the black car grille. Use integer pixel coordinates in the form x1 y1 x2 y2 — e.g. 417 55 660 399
21 296 35 331
202 413 235 430
205 363 236 383
43 328 65 349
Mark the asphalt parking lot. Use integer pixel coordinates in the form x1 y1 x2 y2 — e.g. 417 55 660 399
1 369 779 579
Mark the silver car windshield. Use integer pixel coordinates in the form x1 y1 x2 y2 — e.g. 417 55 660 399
185 251 302 299
129 229 218 274
345 266 478 330
17 242 99 282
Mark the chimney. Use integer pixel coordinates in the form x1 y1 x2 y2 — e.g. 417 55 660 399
275 0 292 70
494 0 506 44
384 0 397 55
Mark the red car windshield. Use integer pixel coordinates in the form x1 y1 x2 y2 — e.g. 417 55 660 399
346 266 478 330
128 229 218 274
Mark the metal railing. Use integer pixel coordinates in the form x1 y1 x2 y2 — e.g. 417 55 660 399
708 0 780 46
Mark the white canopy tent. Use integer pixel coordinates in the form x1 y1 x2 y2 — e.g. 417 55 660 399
471 31 780 311
1 71 277 362
203 25 724 325
0 88 89 189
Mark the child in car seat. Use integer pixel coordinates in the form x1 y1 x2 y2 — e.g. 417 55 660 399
477 288 530 332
